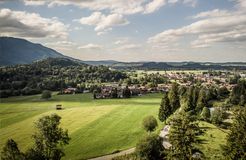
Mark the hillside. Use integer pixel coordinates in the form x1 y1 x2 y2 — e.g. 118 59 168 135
112 62 246 70
0 37 64 66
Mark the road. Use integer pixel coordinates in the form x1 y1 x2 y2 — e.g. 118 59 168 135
88 148 135 160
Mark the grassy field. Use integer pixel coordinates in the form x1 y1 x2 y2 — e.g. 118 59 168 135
0 93 163 160
198 121 228 160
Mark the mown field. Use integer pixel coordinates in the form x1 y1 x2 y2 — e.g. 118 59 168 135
0 93 163 160
0 92 228 160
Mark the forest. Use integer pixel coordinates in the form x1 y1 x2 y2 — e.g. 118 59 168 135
0 58 127 98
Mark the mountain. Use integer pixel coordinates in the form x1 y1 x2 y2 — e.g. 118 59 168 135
0 37 65 66
83 60 119 66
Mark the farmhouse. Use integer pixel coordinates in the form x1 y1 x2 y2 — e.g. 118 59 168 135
64 87 77 94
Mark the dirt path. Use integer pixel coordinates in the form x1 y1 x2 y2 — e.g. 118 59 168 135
88 148 135 160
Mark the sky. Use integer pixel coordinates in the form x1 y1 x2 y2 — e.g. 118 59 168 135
0 0 246 62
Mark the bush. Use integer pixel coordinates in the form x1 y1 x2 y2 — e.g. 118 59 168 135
136 134 164 160
142 116 158 132
41 90 51 99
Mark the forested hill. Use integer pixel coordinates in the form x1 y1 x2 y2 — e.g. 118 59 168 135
112 62 246 70
0 37 65 66
0 58 127 98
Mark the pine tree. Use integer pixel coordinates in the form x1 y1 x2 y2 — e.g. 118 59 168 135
168 83 180 112
196 88 207 113
184 86 195 112
159 92 172 122
200 107 211 122
222 107 246 159
168 112 203 160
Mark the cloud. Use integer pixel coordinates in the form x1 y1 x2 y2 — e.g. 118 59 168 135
191 9 231 19
0 8 68 39
148 8 246 48
23 0 46 6
114 38 129 45
20 0 183 15
78 43 103 50
144 0 166 14
116 44 141 50
45 40 77 51
183 0 197 7
78 12 129 34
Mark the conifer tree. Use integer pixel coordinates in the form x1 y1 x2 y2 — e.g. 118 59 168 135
168 83 180 112
222 107 246 159
168 112 203 160
200 107 211 122
196 88 207 113
159 92 172 122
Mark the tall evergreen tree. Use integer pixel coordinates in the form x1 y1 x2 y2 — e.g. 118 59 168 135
159 92 172 122
168 83 180 112
168 112 203 160
192 86 200 110
196 88 207 113
200 107 211 122
184 86 195 112
222 107 246 159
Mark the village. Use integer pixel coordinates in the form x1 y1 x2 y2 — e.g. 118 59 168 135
61 70 245 99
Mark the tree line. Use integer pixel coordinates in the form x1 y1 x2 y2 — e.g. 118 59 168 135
0 58 127 98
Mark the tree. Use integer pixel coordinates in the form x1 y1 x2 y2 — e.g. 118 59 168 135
196 88 207 113
168 83 180 112
184 86 196 112
159 92 172 122
136 134 165 160
222 107 246 159
239 95 245 106
111 88 118 98
217 87 229 99
142 116 158 132
122 86 131 98
229 80 246 105
200 107 211 122
211 108 226 126
1 139 24 160
41 90 51 99
27 114 70 160
168 112 203 160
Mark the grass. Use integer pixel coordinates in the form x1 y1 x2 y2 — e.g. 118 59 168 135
198 121 228 160
0 93 163 160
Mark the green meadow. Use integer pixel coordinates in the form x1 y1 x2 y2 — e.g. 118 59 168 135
0 93 228 160
0 93 163 160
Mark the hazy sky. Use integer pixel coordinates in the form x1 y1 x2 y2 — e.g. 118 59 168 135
0 0 246 62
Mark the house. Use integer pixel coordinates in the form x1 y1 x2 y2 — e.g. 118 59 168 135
64 87 77 94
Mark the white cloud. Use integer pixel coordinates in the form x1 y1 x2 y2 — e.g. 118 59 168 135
78 43 103 50
148 8 246 49
0 8 68 39
191 9 230 19
45 40 77 51
144 0 166 14
168 0 178 4
117 44 141 50
183 0 197 7
78 12 129 34
20 0 182 15
23 0 45 6
114 38 129 45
